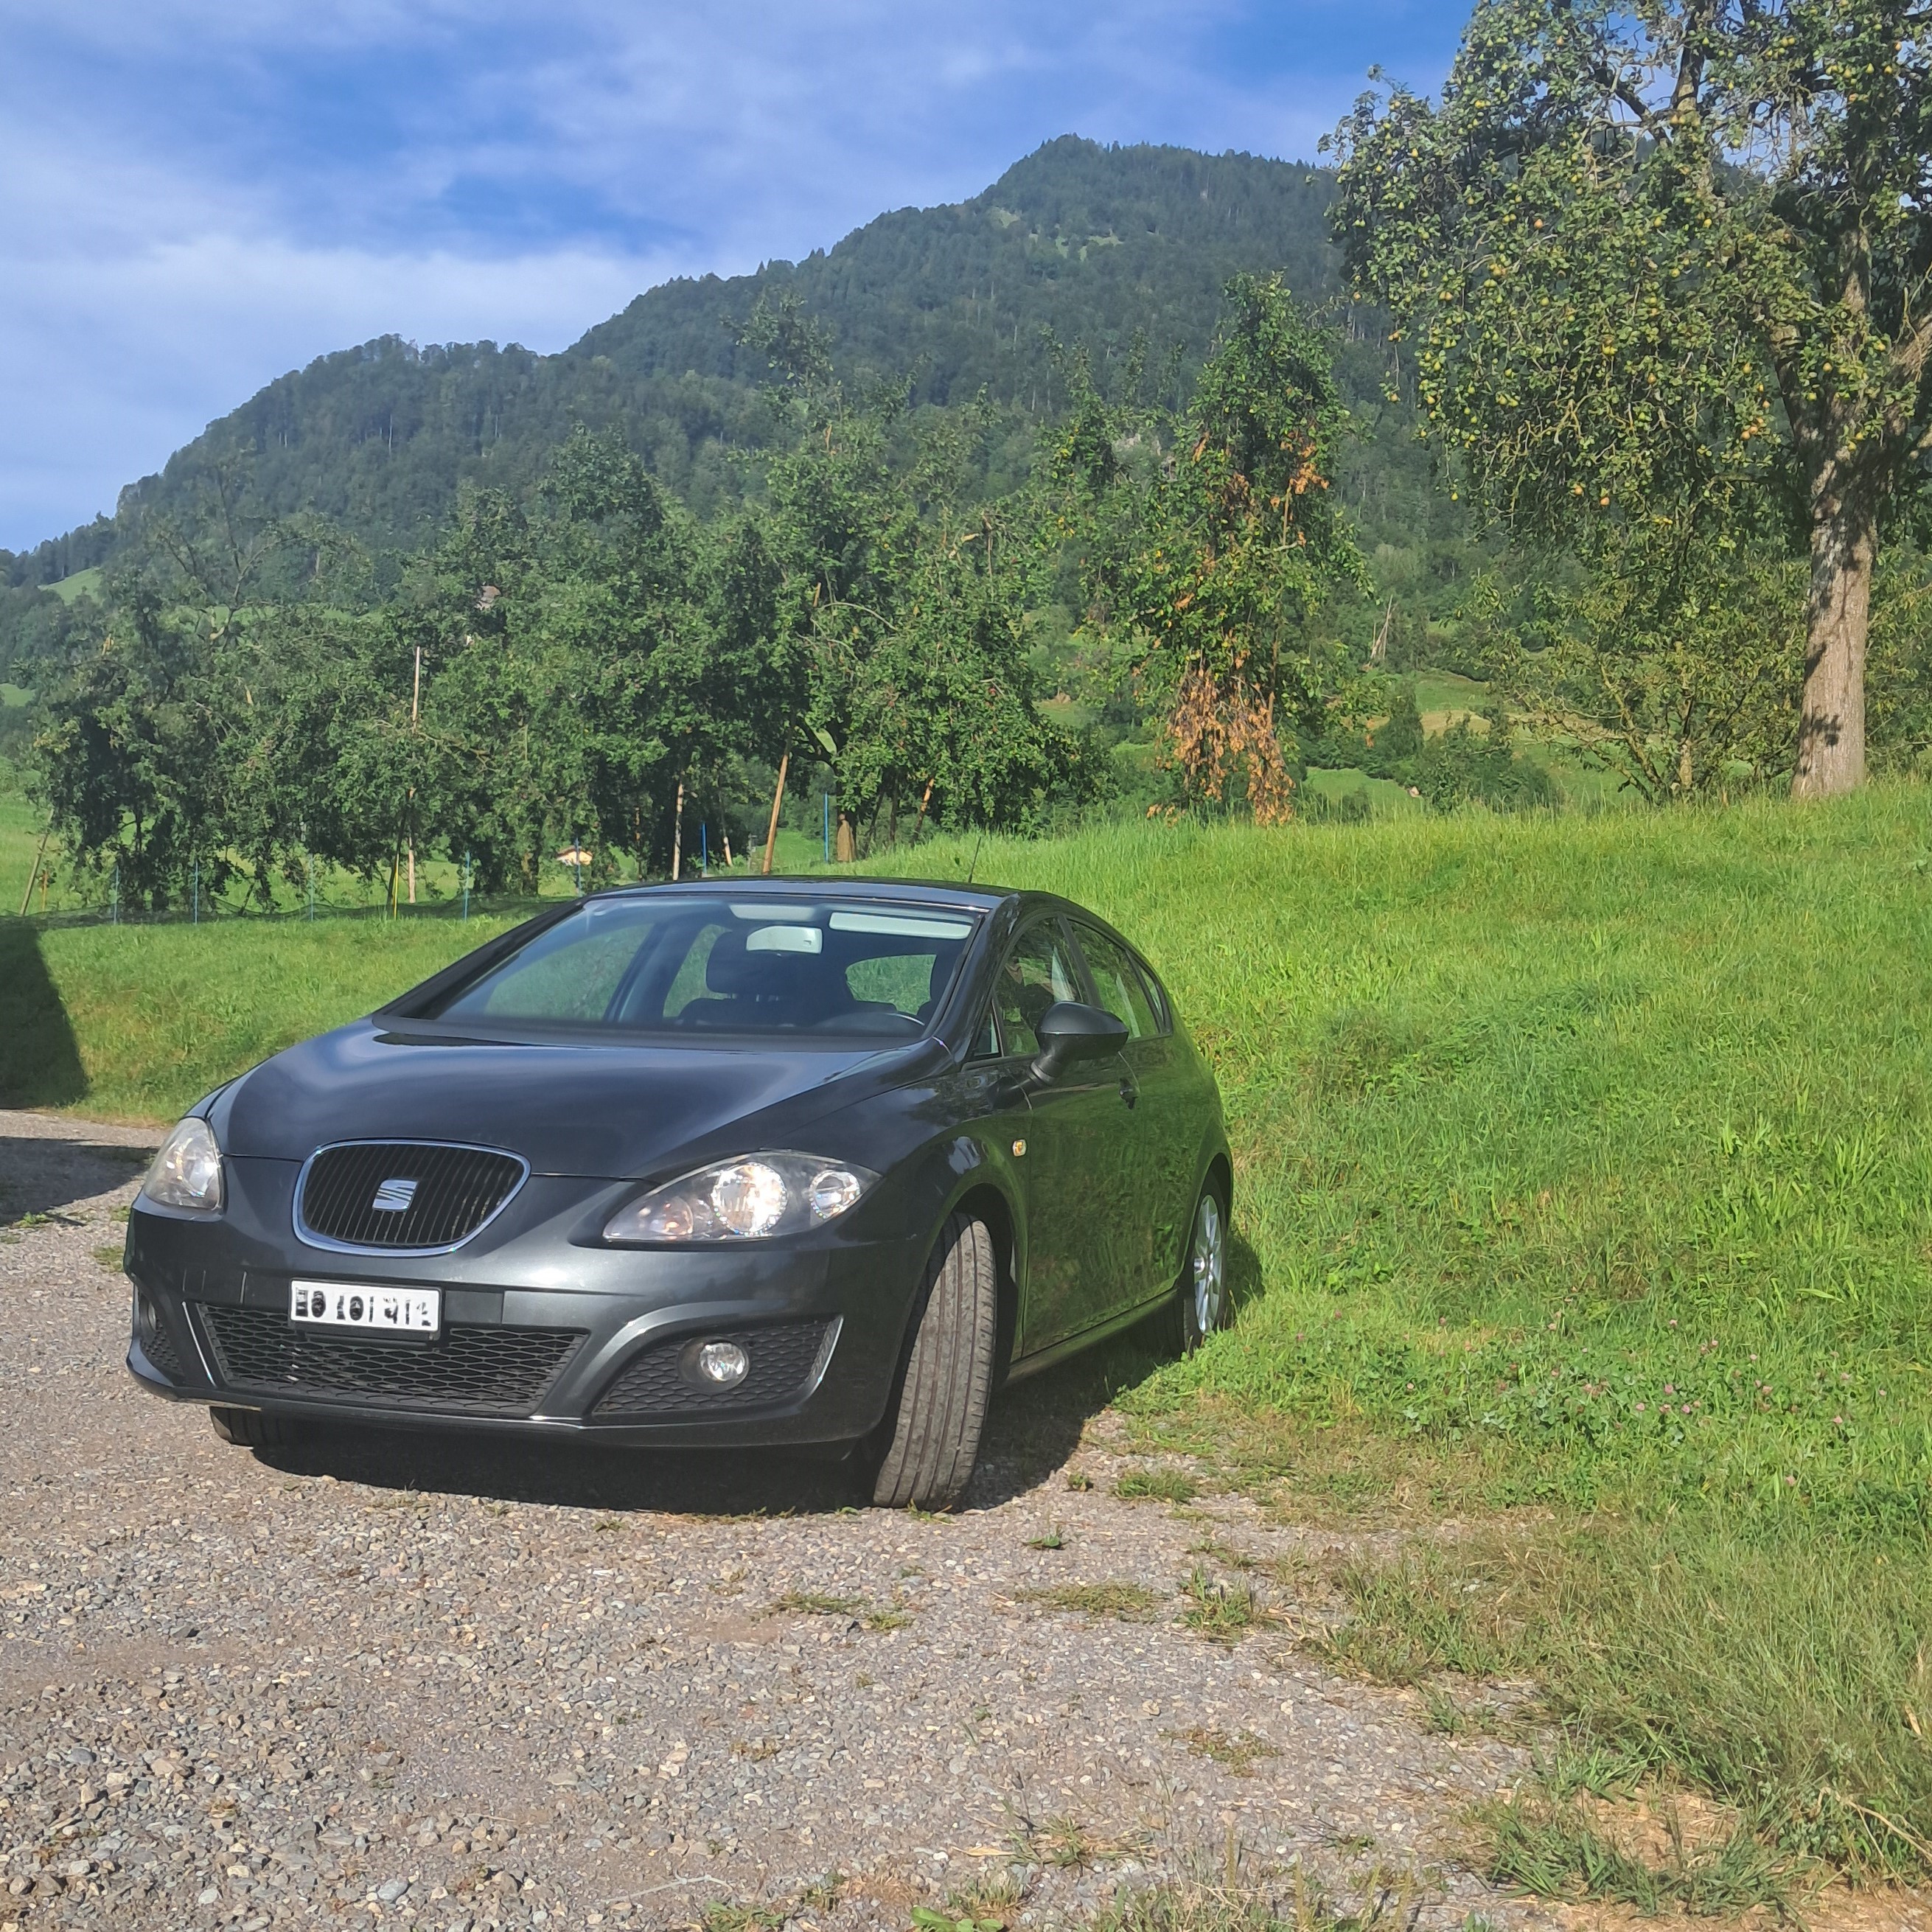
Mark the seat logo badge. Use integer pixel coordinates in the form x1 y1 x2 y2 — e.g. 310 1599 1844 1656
372 1177 419 1213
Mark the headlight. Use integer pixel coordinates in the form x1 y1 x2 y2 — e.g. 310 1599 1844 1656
603 1154 879 1244
141 1117 224 1213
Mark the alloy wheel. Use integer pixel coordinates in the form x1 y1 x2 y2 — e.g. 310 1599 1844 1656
1190 1189 1226 1339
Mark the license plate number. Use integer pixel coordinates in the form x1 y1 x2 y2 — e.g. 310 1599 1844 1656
290 1281 441 1334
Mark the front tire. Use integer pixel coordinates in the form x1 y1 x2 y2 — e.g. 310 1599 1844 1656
871 1211 998 1510
1176 1181 1228 1353
209 1406 303 1448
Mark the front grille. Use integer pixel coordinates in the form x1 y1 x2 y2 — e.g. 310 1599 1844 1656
296 1141 526 1252
198 1304 583 1415
593 1319 834 1417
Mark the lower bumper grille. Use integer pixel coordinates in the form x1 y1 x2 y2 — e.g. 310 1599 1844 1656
197 1304 585 1415
134 1291 185 1381
593 1319 834 1417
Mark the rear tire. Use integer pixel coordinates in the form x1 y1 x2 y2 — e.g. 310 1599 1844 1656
870 1211 998 1510
208 1406 303 1448
1174 1180 1229 1354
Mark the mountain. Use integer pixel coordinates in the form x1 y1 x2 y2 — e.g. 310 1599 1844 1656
2 137 1347 587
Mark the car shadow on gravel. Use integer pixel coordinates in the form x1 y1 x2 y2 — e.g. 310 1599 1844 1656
248 1327 1175 1516
0 1135 152 1224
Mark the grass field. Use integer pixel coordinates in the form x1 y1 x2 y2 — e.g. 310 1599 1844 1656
48 566 102 604
4 780 1931 1883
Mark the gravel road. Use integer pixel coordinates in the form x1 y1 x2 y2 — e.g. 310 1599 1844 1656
0 1108 1532 1932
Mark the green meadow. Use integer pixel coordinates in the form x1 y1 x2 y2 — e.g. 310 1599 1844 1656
4 781 1931 1876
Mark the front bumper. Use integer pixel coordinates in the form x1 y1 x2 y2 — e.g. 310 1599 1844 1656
122 1157 924 1446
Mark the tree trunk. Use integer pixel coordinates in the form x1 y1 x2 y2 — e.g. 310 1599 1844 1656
672 778 685 880
1792 486 1875 798
761 751 789 875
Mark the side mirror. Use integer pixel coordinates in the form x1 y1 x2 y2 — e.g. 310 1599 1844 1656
1031 1000 1129 1081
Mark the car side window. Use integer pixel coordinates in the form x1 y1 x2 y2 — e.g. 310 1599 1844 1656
993 923 1083 1058
967 1005 1000 1059
1075 925 1159 1041
1133 954 1174 1035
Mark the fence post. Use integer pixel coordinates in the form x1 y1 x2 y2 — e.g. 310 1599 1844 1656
822 794 830 865
463 850 471 922
192 858 199 927
110 862 119 927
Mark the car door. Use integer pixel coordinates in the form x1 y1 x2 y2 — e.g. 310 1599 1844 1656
993 918 1140 1353
1071 921 1198 1294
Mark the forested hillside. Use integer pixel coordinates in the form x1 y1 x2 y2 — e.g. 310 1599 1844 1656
1 138 1356 593
0 133 1496 904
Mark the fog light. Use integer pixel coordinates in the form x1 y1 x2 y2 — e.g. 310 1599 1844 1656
694 1341 750 1387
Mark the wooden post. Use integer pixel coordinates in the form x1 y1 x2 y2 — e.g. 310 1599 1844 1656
18 818 52 918
672 778 685 881
407 645 421 904
761 751 789 875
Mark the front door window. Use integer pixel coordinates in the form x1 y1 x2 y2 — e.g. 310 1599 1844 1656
992 924 1083 1056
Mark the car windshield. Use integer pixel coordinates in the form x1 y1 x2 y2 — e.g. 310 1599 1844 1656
427 896 982 1040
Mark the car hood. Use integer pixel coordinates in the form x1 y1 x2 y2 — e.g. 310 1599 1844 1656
216 1019 934 1178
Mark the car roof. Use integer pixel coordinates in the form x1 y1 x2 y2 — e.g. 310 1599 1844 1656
587 875 1019 915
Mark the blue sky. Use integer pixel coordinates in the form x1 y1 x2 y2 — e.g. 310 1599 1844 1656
0 0 1465 553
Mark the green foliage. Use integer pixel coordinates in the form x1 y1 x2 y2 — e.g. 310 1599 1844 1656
1405 710 1558 813
32 262 1393 895
1479 545 1804 801
1067 272 1361 692
1053 273 1364 817
1328 0 1932 795
758 383 1085 845
1313 684 1556 812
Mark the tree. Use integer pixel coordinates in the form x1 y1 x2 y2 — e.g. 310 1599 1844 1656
837 507 1079 840
28 573 215 910
1056 273 1364 820
1329 0 1932 797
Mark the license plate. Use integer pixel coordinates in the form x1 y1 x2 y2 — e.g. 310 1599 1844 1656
290 1280 441 1334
